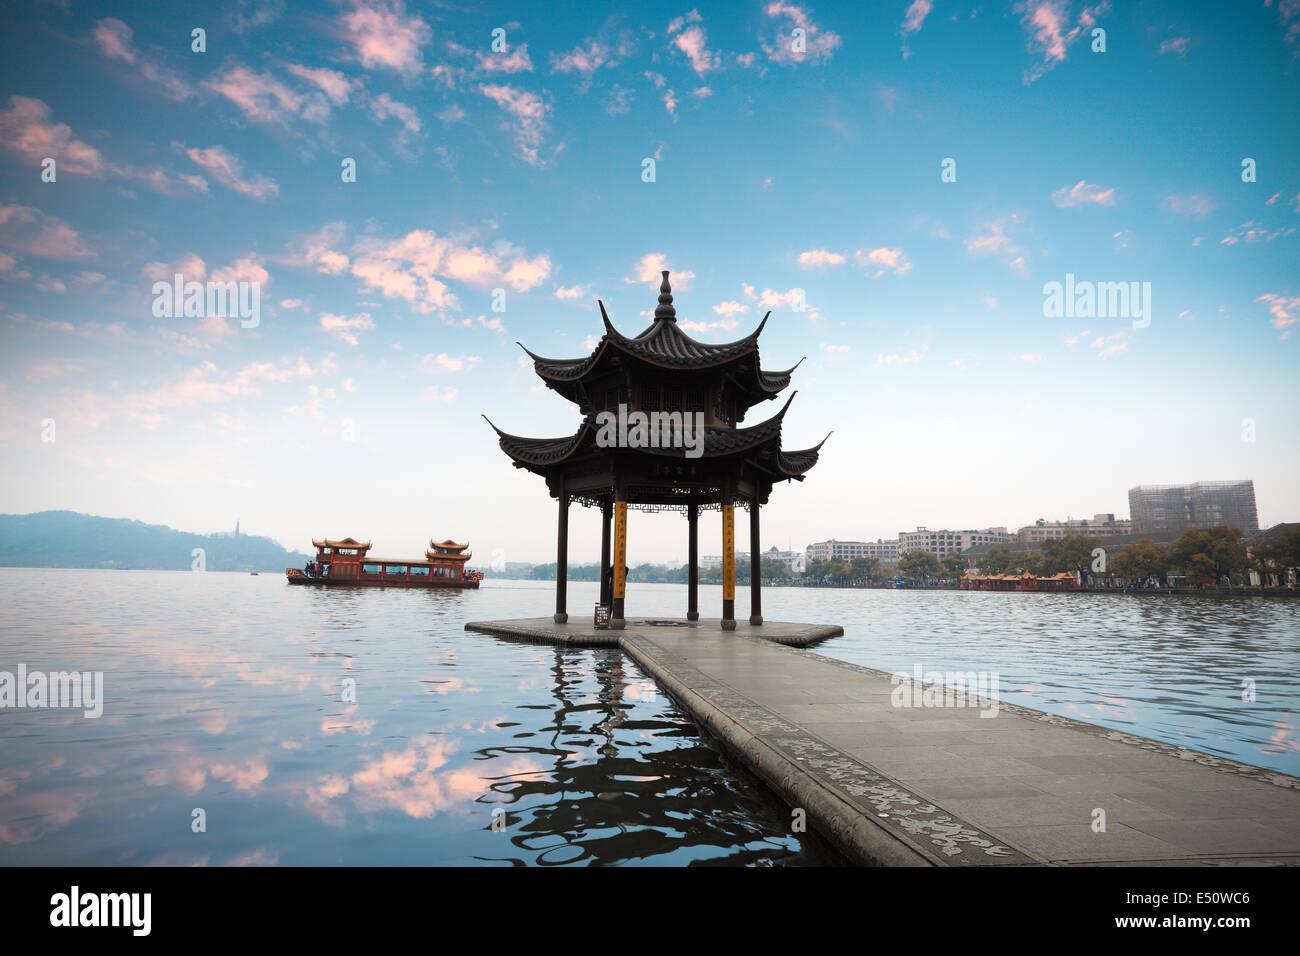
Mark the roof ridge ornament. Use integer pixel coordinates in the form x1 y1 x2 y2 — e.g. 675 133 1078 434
654 270 676 322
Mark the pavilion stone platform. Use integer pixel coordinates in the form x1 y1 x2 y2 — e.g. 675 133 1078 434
466 617 1300 867
465 616 842 648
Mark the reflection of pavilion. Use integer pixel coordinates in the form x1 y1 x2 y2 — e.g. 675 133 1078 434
474 645 803 866
486 272 827 629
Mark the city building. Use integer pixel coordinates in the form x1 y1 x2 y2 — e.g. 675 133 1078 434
1016 514 1133 544
1128 481 1259 538
761 546 805 574
897 527 1011 557
805 538 899 563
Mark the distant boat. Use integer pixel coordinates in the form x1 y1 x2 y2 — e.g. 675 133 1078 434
286 537 483 589
960 571 1079 592
249 571 259 576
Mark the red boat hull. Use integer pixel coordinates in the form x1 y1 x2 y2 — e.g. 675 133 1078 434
285 569 481 589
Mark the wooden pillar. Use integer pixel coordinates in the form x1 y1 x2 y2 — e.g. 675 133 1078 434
749 497 763 625
686 502 699 621
721 484 736 631
599 499 612 607
554 491 569 623
611 497 628 630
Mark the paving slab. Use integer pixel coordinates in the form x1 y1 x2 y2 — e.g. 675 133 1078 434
465 616 1300 866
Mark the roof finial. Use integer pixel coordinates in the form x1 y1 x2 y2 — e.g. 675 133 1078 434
654 270 676 322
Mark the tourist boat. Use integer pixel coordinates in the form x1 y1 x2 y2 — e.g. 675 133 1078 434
960 571 1080 592
286 537 483 589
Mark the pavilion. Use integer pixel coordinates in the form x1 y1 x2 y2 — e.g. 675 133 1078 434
485 272 827 630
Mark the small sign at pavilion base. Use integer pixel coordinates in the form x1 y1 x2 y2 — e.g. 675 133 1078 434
594 604 611 629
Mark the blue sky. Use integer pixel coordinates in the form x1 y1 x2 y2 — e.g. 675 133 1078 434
1 0 1297 564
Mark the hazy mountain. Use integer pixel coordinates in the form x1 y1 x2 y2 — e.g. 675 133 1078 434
0 511 309 572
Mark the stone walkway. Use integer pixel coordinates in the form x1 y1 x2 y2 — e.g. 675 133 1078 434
464 617 1300 866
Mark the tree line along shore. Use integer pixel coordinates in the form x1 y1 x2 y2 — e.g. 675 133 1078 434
524 525 1300 592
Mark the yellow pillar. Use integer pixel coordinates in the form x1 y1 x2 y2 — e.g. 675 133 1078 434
721 502 736 630
611 499 627 629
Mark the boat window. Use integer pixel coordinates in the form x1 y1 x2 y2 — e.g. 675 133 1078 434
385 565 407 576
362 563 382 574
409 565 429 577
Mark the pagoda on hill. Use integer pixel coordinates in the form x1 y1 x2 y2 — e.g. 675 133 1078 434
486 271 828 630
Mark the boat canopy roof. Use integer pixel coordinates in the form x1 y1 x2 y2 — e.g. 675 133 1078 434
313 537 371 550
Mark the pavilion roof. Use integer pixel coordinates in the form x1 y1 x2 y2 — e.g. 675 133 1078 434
484 392 828 480
518 272 801 407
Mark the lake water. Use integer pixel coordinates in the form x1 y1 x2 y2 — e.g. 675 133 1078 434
1 570 1296 866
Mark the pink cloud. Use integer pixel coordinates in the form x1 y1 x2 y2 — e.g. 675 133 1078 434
855 246 912 276
1256 293 1300 337
1015 1 1111 83
1051 180 1117 207
0 95 105 175
205 65 306 125
797 248 845 268
551 35 633 73
91 18 191 100
625 253 695 287
762 2 843 65
712 300 750 319
320 312 376 346
479 84 550 165
339 0 432 76
1161 193 1215 217
902 0 933 35
669 19 721 75
285 64 356 104
0 205 92 260
185 145 279 200
478 44 534 74
342 227 552 314
370 93 422 133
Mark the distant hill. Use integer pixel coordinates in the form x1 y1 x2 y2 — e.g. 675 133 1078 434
0 511 309 572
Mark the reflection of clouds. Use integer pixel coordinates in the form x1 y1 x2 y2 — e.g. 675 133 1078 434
420 676 479 695
626 681 657 701
180 701 234 735
455 717 506 734
145 851 209 866
143 754 269 794
1265 721 1299 755
320 704 375 736
299 738 545 824
225 846 279 866
0 787 90 845
211 758 270 791
144 759 207 795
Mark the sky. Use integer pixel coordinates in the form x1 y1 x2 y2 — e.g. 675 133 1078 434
0 0 1297 566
